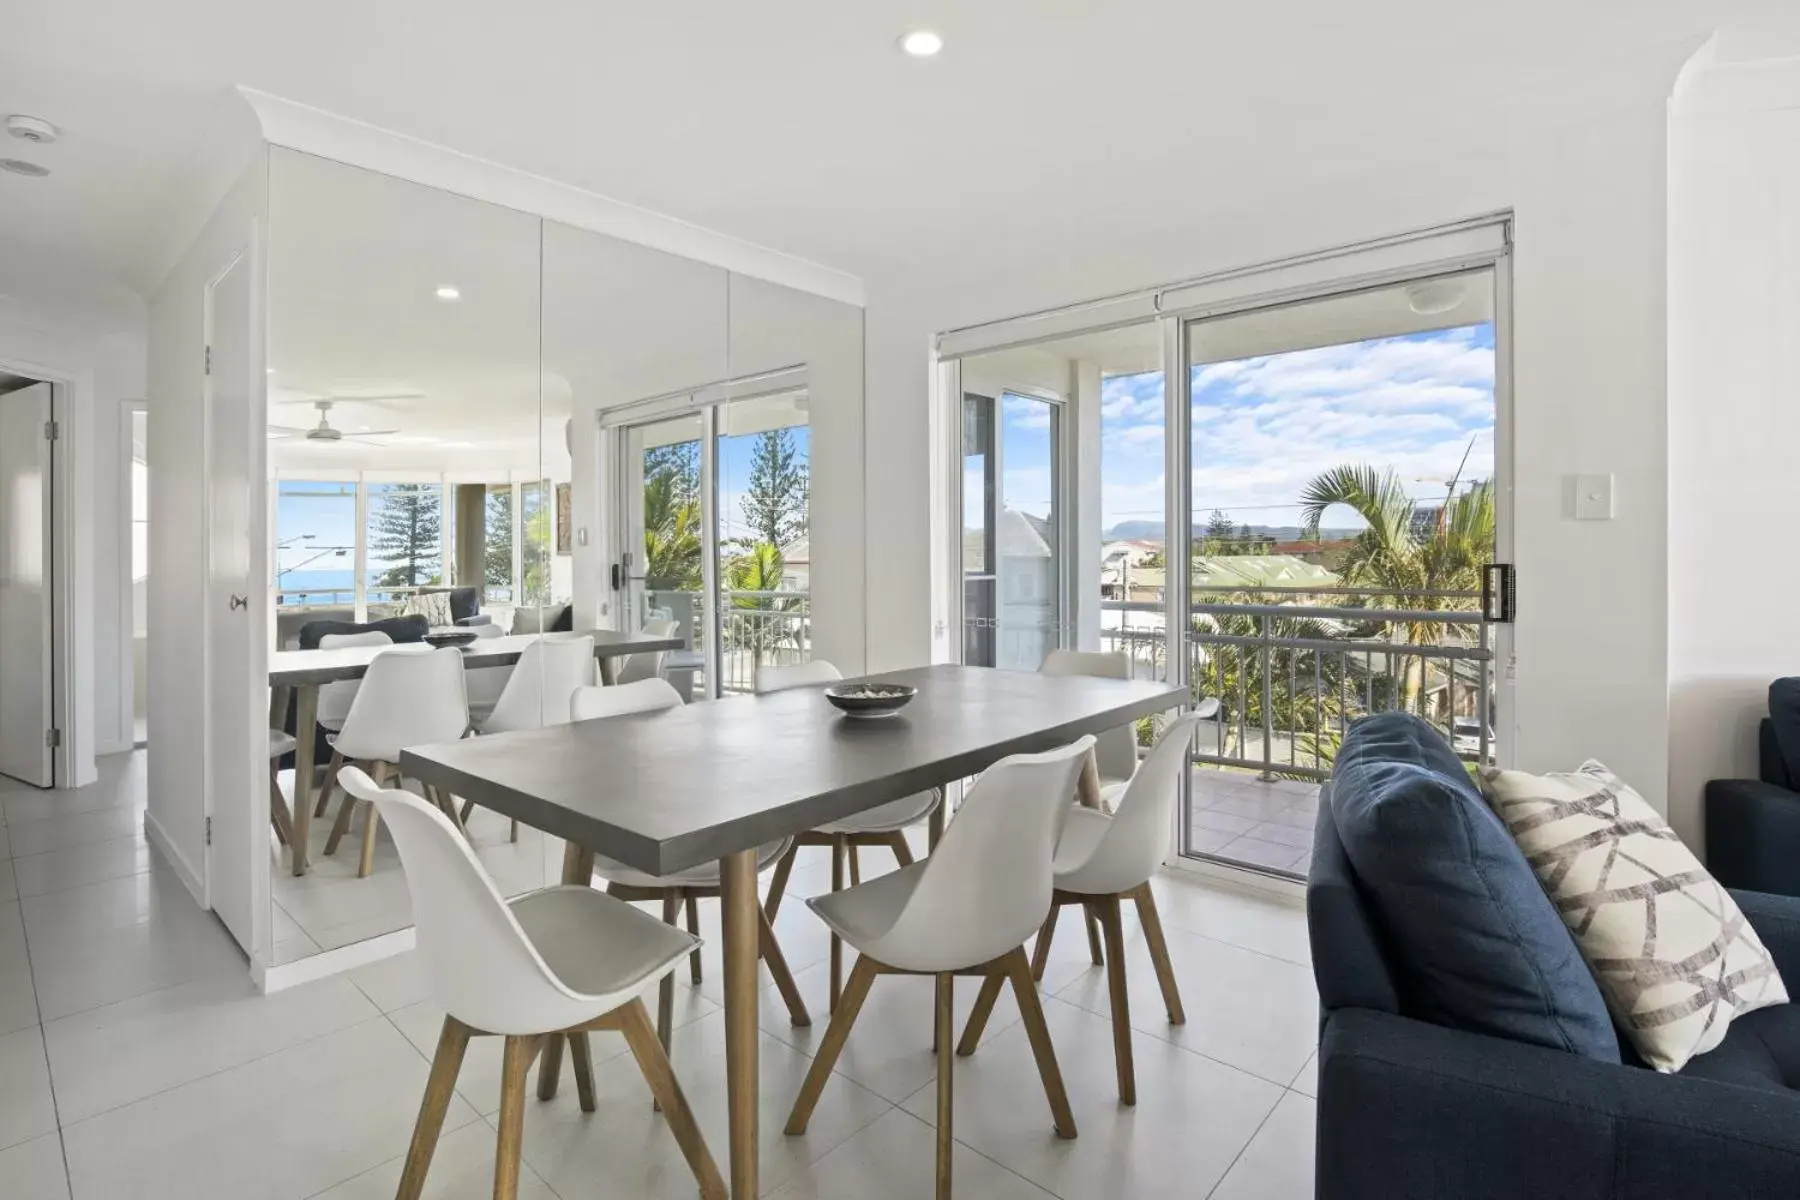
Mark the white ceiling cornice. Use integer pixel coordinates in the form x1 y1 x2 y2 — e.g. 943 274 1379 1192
237 87 866 309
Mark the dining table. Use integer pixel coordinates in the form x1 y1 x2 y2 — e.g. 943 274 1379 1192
269 628 686 875
399 662 1186 1198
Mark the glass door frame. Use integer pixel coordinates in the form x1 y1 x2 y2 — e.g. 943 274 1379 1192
607 366 810 701
933 215 1514 884
942 367 1076 670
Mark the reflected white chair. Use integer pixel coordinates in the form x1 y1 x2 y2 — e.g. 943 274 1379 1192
268 729 297 848
785 738 1092 1200
615 618 679 685
561 678 811 1052
463 621 509 726
463 635 596 842
308 630 396 819
1040 649 1140 797
336 768 725 1200
322 647 470 877
960 713 1201 1105
755 660 943 1010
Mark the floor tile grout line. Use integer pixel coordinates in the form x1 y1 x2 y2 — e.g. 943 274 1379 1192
12 860 75 1198
1200 1085 1292 1200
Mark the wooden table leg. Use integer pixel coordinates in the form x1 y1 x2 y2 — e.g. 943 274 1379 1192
1077 749 1104 811
289 684 319 876
720 848 761 1200
599 655 619 687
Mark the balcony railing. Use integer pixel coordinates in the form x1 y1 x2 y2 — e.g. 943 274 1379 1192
717 590 812 694
1098 586 1494 780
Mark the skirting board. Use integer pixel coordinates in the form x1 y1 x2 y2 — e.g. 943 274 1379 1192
143 809 206 907
256 926 415 994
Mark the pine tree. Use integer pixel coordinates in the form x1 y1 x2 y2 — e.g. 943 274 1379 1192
369 483 442 589
483 487 513 595
739 428 808 549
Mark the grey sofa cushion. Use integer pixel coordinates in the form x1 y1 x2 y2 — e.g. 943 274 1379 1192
1329 712 1619 1062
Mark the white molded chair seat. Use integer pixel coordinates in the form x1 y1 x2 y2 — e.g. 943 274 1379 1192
479 634 595 735
464 622 510 723
616 618 679 685
590 837 791 891
1039 649 1139 788
336 768 725 1200
268 729 297 758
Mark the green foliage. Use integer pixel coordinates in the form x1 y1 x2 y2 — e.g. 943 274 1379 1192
739 428 808 549
369 483 443 590
642 442 703 591
483 486 513 594
520 482 552 605
723 541 805 670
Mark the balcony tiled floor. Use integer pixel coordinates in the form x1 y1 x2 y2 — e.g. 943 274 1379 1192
1188 768 1320 877
3 751 1319 1199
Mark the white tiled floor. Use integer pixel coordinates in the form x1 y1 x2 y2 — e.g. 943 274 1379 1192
0 752 1319 1199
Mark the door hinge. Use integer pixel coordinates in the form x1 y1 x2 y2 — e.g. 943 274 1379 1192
44 728 60 749
43 419 58 441
205 816 213 846
205 345 212 376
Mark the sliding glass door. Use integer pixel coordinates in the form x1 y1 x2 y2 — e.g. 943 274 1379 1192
617 385 812 699
960 388 1065 669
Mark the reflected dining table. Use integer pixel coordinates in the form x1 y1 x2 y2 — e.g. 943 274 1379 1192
400 662 1185 1198
269 629 686 875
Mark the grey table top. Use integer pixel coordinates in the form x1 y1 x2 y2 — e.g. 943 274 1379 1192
269 629 686 687
400 664 1186 876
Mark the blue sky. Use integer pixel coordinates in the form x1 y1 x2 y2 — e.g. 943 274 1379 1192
987 323 1497 538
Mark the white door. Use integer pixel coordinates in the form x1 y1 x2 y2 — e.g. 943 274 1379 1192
205 252 260 953
0 382 55 787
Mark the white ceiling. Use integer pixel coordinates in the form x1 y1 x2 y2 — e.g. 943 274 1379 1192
0 1 1785 315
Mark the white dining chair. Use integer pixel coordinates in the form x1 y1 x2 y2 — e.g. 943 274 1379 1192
615 618 680 685
959 713 1201 1105
785 738 1092 1200
754 660 943 1010
322 647 471 877
336 768 725 1200
463 621 509 725
1040 649 1140 793
562 678 811 1050
308 630 396 819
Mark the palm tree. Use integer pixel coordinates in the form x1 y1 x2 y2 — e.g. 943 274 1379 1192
724 542 805 675
642 470 703 591
1297 464 1494 711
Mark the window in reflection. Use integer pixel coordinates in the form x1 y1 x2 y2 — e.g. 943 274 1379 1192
716 390 811 692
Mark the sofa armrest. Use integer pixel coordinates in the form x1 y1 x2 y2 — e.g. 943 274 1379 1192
456 614 494 627
1319 1007 1800 1200
1733 888 1800 983
1707 779 1800 896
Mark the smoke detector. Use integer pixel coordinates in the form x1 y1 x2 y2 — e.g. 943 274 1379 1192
5 115 60 145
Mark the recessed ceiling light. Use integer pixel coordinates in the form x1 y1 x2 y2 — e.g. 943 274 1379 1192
0 158 50 178
899 29 943 57
434 285 461 301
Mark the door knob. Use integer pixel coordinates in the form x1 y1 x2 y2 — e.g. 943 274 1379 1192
229 594 248 611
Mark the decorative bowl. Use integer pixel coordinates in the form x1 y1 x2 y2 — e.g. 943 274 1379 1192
823 682 917 720
424 629 479 649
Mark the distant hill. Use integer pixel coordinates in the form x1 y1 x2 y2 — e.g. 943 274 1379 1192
1103 520 1362 543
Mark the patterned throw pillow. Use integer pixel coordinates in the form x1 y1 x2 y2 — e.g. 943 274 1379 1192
400 590 454 629
1480 761 1789 1071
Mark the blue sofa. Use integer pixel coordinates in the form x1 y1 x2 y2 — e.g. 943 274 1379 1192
1311 715 1800 1199
1706 679 1800 897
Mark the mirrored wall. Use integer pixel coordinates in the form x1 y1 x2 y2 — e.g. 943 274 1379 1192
261 148 863 969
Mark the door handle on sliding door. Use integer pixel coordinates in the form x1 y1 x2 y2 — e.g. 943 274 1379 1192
229 594 248 611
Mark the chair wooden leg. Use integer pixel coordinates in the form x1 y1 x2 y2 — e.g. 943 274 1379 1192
759 908 811 1027
459 798 476 826
358 801 381 878
763 842 798 921
494 1035 539 1200
314 750 344 819
887 830 915 868
323 793 358 857
509 818 519 843
956 967 1005 1057
686 893 703 985
1133 883 1186 1025
268 766 295 848
1084 903 1105 967
567 1032 596 1113
658 891 682 1054
1097 895 1135 1105
397 1017 472 1200
935 972 954 1200
1030 903 1061 983
847 843 862 886
1005 947 1076 1138
786 955 878 1134
829 837 846 1012
617 999 727 1200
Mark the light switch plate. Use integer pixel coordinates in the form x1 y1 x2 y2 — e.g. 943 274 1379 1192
1572 473 1614 520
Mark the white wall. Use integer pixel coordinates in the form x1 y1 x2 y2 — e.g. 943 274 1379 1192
146 148 267 896
866 54 1687 812
0 287 146 783
1666 46 1800 846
